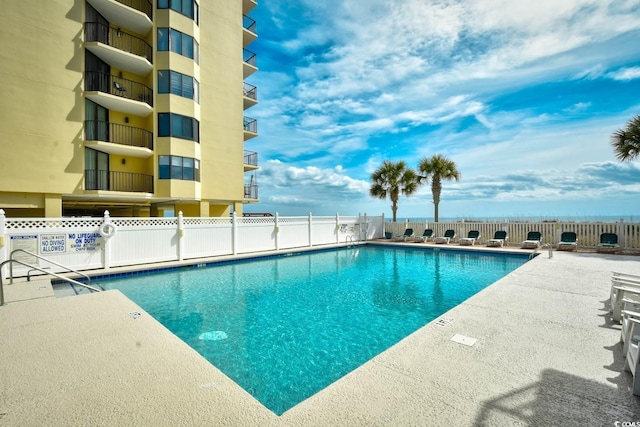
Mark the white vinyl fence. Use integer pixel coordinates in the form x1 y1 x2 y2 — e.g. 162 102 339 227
384 220 640 249
0 210 384 278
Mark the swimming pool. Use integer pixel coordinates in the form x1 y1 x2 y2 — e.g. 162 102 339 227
98 245 528 415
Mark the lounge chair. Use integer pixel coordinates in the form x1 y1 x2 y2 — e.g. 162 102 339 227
621 308 640 356
521 231 542 249
413 229 434 243
392 228 414 242
486 230 508 247
557 231 578 251
598 233 619 252
610 281 640 323
623 316 640 395
434 229 455 244
459 230 480 246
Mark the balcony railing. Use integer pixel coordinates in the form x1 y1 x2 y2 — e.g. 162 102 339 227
244 150 258 167
243 82 257 101
85 22 152 63
243 15 256 34
243 117 257 133
244 184 258 199
85 71 153 107
85 170 154 193
85 121 153 150
243 49 257 67
115 0 152 20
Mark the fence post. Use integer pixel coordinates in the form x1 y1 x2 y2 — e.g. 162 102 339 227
363 213 367 241
335 212 340 244
619 218 626 249
0 209 6 279
275 212 280 251
308 212 313 247
232 212 237 255
102 210 111 269
177 211 184 261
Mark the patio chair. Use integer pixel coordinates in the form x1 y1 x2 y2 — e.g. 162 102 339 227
392 228 414 242
413 229 434 243
610 283 640 323
598 233 619 252
557 231 578 251
434 229 455 244
486 230 508 247
459 230 480 246
623 316 640 396
521 231 542 249
621 308 640 356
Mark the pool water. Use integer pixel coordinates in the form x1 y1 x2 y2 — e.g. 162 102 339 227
99 246 527 414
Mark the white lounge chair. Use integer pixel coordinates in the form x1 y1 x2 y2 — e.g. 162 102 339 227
459 230 480 246
610 284 640 323
621 308 640 356
413 229 433 243
434 229 455 244
521 231 542 249
392 228 414 242
557 231 578 251
486 230 508 247
623 316 640 396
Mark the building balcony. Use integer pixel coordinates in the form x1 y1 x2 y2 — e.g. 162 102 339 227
243 15 257 47
87 0 153 35
84 121 153 157
85 71 153 117
243 116 258 140
85 170 154 193
244 150 258 171
243 0 257 14
85 22 152 76
243 49 258 78
244 183 258 200
243 82 257 109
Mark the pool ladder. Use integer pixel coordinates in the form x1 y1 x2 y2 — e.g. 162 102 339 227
345 235 357 247
530 243 553 260
0 249 102 305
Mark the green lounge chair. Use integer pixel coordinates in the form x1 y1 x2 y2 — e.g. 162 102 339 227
392 228 414 242
522 231 542 249
459 230 480 246
598 233 619 252
413 229 434 243
434 229 455 244
486 230 508 247
557 231 578 251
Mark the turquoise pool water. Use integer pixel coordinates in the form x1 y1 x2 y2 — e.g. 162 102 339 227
98 245 528 414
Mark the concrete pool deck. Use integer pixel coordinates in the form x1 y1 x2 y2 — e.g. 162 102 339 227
1 245 640 425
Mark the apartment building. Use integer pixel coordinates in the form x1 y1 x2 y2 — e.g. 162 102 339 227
0 0 259 217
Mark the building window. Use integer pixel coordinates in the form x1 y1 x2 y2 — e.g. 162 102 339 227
158 155 200 181
158 113 200 142
158 70 199 103
157 28 199 64
157 0 199 25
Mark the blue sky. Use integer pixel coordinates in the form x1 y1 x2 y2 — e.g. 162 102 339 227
243 0 640 220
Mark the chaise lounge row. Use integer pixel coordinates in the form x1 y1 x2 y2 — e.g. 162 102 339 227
388 228 621 251
609 272 640 396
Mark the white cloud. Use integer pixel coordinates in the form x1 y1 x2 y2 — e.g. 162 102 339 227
607 66 640 81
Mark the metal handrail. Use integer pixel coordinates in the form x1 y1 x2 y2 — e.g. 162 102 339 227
9 249 93 286
1 259 101 306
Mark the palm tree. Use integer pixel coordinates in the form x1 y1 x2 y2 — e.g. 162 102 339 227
611 115 640 161
369 160 419 222
418 154 460 222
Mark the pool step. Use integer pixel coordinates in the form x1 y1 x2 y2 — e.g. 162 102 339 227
52 282 103 298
